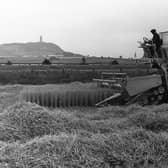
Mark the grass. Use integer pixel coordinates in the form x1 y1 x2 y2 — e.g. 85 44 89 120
0 85 168 167
1 127 168 167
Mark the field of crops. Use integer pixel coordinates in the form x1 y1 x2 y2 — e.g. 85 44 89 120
0 62 157 85
0 85 168 167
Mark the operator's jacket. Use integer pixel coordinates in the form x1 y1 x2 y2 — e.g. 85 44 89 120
152 33 163 58
152 33 162 49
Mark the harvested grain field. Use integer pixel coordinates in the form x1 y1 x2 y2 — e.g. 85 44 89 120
0 85 167 167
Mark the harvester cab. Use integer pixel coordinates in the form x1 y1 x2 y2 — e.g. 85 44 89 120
139 31 168 59
94 31 168 107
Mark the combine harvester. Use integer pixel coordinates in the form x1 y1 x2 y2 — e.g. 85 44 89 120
94 31 168 107
23 31 168 108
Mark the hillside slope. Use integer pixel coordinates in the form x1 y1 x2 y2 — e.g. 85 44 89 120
0 42 64 56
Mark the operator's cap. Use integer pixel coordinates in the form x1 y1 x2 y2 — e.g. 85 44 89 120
151 29 156 33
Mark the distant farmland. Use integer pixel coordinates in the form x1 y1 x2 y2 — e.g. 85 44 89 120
0 63 156 84
0 55 154 84
0 55 144 64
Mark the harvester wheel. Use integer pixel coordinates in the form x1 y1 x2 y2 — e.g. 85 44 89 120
153 101 160 105
136 95 149 106
141 97 149 105
157 95 163 101
149 96 155 102
158 86 165 94
153 90 159 96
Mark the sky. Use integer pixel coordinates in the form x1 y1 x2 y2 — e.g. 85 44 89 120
0 0 168 58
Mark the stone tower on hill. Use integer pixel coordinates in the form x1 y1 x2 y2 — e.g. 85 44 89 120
40 35 43 43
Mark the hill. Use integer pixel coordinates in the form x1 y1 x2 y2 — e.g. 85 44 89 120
0 42 64 57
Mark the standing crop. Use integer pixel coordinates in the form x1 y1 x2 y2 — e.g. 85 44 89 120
21 83 114 107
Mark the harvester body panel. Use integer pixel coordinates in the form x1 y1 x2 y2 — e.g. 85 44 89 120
160 31 168 58
126 74 162 96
